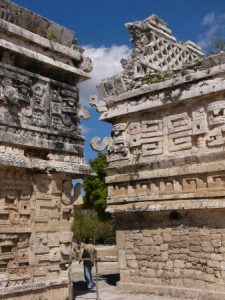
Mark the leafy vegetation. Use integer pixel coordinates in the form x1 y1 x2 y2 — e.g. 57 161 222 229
83 153 108 220
72 153 116 244
47 30 56 40
72 207 115 244
208 38 225 55
141 72 167 84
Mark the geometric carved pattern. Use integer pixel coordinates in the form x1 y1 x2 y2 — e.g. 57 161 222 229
108 173 225 203
0 0 91 296
98 15 203 97
103 97 225 162
120 98 225 160
0 63 81 154
0 170 74 286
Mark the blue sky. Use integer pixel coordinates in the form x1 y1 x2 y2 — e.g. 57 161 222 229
14 0 225 162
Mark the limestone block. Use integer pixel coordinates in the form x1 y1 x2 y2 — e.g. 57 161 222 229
190 237 201 246
162 233 172 242
153 235 163 245
190 246 201 252
202 246 214 253
127 254 136 260
140 246 149 255
146 269 156 277
204 273 216 283
199 229 210 236
149 246 160 255
221 271 225 279
161 252 168 262
165 261 174 270
185 262 193 269
212 239 222 247
174 260 185 269
219 247 225 253
142 229 153 237
139 260 149 268
116 230 125 248
127 259 138 269
120 269 130 281
118 250 127 269
207 260 220 268
59 231 73 243
211 254 223 261
160 244 168 251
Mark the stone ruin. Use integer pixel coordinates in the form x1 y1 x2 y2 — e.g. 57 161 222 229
91 15 225 299
0 1 92 299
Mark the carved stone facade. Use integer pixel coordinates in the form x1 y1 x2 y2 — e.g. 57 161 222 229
91 15 225 299
0 1 92 299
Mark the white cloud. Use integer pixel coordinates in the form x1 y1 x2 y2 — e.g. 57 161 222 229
79 45 130 105
198 12 225 51
198 24 219 50
201 12 215 26
79 124 91 134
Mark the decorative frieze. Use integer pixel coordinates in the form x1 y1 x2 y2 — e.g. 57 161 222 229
91 14 225 299
0 1 92 298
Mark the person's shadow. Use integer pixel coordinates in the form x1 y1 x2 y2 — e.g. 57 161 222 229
72 273 120 299
73 280 96 299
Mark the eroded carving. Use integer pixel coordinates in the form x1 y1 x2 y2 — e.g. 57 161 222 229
97 15 203 97
91 136 113 152
89 95 107 112
0 0 91 293
78 106 90 119
90 13 225 298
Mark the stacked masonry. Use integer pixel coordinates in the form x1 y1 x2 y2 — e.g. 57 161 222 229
91 15 225 300
0 1 92 299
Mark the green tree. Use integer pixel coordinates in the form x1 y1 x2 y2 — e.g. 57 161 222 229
83 153 108 219
72 207 115 244
209 38 225 54
72 153 116 244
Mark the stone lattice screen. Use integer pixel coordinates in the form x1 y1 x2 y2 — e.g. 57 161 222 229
95 15 203 99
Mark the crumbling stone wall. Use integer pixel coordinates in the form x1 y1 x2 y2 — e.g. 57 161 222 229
91 14 225 299
0 1 92 299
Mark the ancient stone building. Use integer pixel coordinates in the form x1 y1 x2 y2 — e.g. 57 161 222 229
91 15 225 299
0 1 92 299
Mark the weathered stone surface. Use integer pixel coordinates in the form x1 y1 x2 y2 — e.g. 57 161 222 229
91 13 225 300
0 1 92 299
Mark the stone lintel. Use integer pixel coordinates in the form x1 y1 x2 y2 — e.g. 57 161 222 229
0 150 93 176
0 278 68 297
100 62 225 120
0 18 82 61
0 0 75 47
0 228 32 233
107 200 225 213
0 39 90 81
0 61 82 88
106 158 225 183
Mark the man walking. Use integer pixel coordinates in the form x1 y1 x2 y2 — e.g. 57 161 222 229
80 238 97 290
